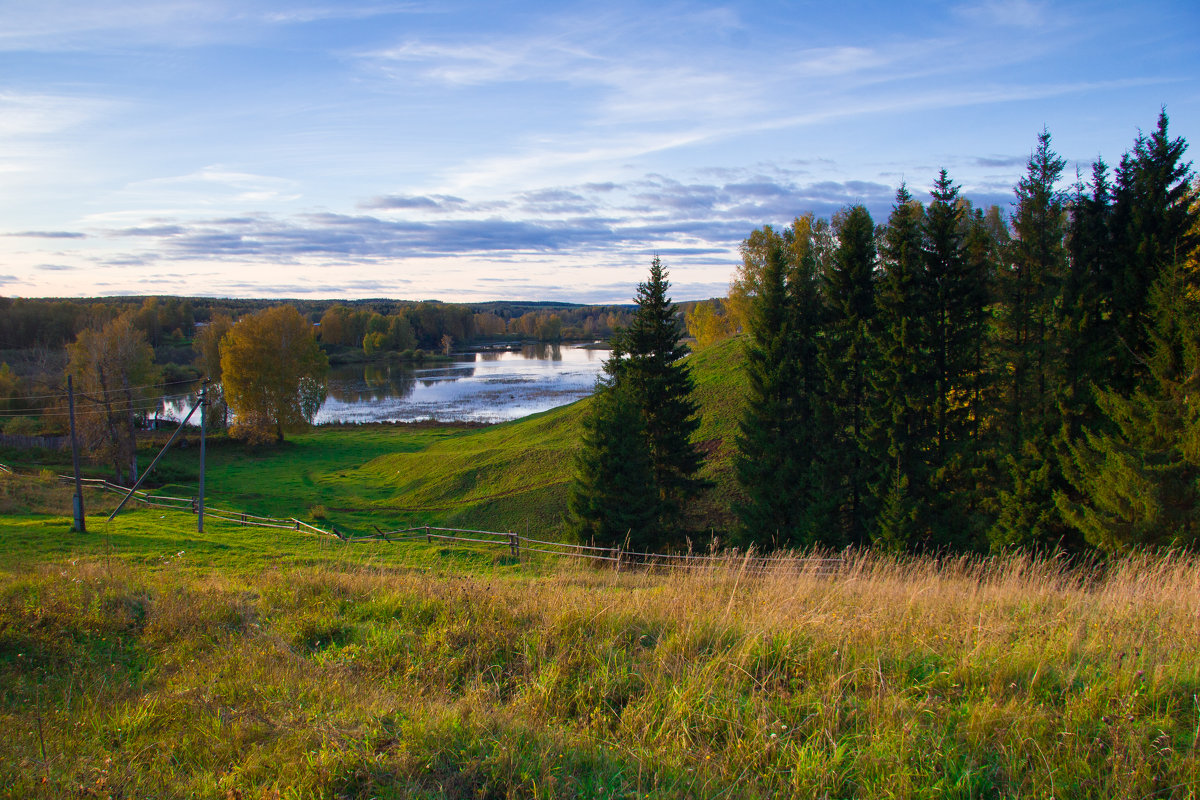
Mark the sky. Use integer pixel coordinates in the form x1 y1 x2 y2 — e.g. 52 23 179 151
1 1 1197 304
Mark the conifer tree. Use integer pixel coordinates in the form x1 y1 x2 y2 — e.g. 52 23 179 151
867 186 928 549
1058 257 1200 551
604 257 706 538
566 382 659 549
821 204 877 545
734 221 832 546
735 228 800 544
1110 110 1198 393
990 130 1074 550
922 170 989 548
1062 160 1118 425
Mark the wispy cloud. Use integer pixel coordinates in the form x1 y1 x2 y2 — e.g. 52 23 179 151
359 194 469 211
6 230 87 239
0 1 424 51
0 92 109 137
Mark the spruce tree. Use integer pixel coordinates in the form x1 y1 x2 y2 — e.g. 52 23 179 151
1058 258 1200 551
1110 110 1198 393
566 382 658 549
867 185 928 549
735 227 801 544
1063 159 1118 425
821 204 878 545
990 130 1074 550
734 220 833 547
922 170 989 549
605 257 706 538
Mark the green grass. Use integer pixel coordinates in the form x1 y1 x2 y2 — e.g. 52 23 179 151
1 501 1198 798
84 336 748 542
4 340 1196 796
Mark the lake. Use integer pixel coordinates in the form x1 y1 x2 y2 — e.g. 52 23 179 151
318 343 609 423
161 343 609 425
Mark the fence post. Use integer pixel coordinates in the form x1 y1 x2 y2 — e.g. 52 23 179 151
508 532 519 559
615 548 623 573
425 525 431 544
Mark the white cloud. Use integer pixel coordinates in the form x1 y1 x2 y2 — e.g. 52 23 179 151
112 166 304 209
0 92 109 137
0 1 421 51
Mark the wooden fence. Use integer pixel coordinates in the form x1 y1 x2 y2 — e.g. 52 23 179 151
2 462 841 574
0 434 66 451
365 525 843 574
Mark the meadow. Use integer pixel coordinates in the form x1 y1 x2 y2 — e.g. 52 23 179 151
2 337 1198 798
1 472 1198 799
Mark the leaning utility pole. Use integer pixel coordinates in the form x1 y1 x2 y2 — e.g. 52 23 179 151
67 375 86 533
198 382 206 533
108 395 202 522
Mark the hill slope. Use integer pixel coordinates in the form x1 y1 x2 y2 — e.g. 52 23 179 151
169 337 746 539
351 335 746 537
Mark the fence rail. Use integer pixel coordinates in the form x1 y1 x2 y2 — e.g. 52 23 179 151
390 523 842 574
0 434 67 451
1 462 841 574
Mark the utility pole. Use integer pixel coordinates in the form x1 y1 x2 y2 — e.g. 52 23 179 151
67 375 86 533
198 381 206 533
108 395 202 522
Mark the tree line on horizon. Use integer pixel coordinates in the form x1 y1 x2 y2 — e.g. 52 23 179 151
0 295 634 356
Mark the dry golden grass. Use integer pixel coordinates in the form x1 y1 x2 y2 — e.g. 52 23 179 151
2 537 1198 798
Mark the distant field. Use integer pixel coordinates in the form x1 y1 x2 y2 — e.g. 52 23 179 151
1 501 1197 798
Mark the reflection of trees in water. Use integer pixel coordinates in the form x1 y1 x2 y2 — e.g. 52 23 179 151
326 363 418 403
522 343 562 361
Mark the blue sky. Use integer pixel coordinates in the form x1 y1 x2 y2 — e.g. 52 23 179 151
1 0 1196 303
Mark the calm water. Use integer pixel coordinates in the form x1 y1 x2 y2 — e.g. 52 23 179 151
161 343 608 425
317 343 608 423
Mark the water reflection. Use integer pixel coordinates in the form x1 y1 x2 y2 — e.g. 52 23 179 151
154 344 608 425
326 362 417 404
317 344 605 424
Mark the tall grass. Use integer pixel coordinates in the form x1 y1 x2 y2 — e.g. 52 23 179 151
2 517 1197 798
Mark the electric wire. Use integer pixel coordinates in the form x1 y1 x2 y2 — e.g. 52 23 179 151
11 378 203 402
0 392 202 418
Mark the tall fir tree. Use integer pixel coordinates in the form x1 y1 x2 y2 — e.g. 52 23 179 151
1110 110 1198 393
990 130 1075 550
821 204 878 545
867 185 929 549
1062 159 1118 426
734 219 833 547
605 257 706 538
922 170 989 549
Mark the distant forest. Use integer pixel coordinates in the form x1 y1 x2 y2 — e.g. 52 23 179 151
0 296 637 355
0 297 639 437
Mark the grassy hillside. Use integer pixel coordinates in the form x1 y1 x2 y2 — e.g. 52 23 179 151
1 498 1197 799
138 336 748 540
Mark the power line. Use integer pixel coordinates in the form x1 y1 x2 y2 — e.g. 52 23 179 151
0 393 199 418
12 378 202 402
